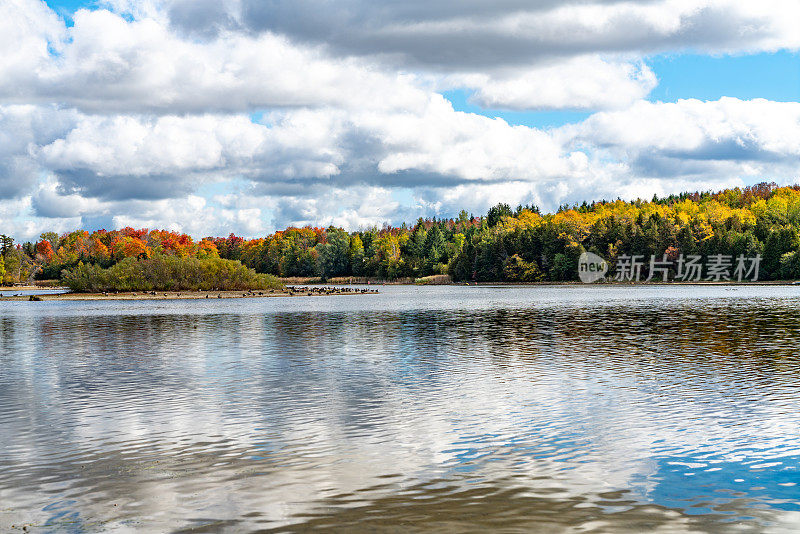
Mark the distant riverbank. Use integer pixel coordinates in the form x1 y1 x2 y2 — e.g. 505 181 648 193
279 275 454 285
279 275 800 286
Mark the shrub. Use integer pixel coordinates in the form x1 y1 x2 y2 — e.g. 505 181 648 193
780 250 800 280
502 254 544 282
61 255 284 292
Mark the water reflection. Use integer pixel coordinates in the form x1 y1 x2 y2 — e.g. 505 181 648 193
1 286 800 532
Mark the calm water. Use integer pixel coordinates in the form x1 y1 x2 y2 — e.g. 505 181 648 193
2 285 800 533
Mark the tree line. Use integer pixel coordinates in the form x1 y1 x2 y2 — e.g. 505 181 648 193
4 182 800 286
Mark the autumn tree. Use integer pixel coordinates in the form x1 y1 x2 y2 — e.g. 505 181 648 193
316 228 350 280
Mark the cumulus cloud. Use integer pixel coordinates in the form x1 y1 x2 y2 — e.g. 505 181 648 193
3 95 797 238
36 110 352 200
165 0 800 113
109 195 270 236
269 186 403 230
31 179 103 218
30 96 589 194
560 97 800 181
13 185 275 240
361 96 587 182
199 0 800 68
0 105 78 199
0 0 65 92
565 97 800 156
448 57 658 111
0 5 430 115
7 0 798 117
0 195 84 241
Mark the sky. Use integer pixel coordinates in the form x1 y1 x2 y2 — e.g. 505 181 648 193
0 0 798 240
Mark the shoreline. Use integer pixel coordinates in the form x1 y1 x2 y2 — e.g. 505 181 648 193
280 278 799 287
457 280 800 286
1 281 796 300
0 287 374 301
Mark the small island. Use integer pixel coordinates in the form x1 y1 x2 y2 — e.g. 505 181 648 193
0 255 376 301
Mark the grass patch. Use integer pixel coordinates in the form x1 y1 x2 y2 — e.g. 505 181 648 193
414 275 452 285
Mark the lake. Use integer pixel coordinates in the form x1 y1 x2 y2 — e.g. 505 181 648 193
1 285 800 532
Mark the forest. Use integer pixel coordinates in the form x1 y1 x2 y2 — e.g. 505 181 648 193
3 182 800 286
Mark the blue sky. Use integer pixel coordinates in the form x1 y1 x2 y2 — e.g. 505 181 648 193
44 0 89 24
649 51 800 102
0 0 798 239
447 51 800 128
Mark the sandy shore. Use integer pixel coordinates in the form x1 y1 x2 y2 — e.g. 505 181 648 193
0 287 373 301
0 285 66 291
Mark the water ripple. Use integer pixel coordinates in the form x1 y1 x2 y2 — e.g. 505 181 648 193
1 285 800 532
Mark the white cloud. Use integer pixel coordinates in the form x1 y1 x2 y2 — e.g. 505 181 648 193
272 186 402 230
41 114 263 176
6 0 799 118
31 178 104 218
0 105 78 199
3 95 796 237
559 97 800 184
564 97 800 158
449 57 658 111
0 0 65 91
0 194 85 242
110 195 267 236
209 0 800 67
360 95 584 182
35 109 352 201
0 6 430 115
